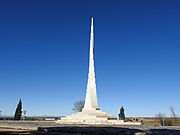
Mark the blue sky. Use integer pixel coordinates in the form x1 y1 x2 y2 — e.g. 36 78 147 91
0 0 180 117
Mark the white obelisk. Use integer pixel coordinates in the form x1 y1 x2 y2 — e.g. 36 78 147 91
56 18 141 125
83 17 98 110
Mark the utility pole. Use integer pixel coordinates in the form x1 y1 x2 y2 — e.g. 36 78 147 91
162 116 165 126
23 110 26 121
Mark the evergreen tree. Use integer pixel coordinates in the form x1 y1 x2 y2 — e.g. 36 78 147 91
14 99 22 120
119 106 125 121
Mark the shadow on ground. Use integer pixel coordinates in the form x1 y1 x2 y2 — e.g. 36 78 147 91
37 126 143 135
1 126 180 135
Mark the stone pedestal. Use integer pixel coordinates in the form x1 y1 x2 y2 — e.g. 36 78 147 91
56 108 141 125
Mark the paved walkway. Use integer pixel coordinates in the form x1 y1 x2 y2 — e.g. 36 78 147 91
0 120 180 134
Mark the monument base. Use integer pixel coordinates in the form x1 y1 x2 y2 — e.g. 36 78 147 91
56 119 141 125
56 108 141 125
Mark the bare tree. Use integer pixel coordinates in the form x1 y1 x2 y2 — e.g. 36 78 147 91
72 100 85 112
155 113 166 126
170 106 177 119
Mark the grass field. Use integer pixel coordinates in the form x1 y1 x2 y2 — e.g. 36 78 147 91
128 117 180 126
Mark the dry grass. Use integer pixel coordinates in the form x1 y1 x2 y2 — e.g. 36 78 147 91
127 117 180 126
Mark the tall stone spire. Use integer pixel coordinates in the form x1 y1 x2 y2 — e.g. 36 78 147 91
56 18 131 125
83 17 98 110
